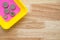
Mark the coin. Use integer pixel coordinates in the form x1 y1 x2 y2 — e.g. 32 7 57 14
4 9 10 14
3 15 8 19
10 12 15 17
3 2 8 8
10 4 16 10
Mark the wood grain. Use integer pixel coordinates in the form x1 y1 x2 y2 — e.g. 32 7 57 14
0 0 60 40
31 4 60 21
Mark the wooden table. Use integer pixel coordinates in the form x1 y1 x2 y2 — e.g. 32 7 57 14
0 0 60 40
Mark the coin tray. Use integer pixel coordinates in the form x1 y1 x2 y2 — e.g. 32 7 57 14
0 0 28 30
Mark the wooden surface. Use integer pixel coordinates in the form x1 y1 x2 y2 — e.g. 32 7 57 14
0 0 60 40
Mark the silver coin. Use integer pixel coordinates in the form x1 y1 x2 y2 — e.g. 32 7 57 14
3 15 8 19
10 4 16 10
10 12 15 17
4 9 10 14
3 2 8 8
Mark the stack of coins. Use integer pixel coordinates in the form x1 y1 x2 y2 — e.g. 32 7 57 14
3 2 16 19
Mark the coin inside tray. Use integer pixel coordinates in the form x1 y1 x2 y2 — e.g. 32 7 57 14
0 0 20 21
